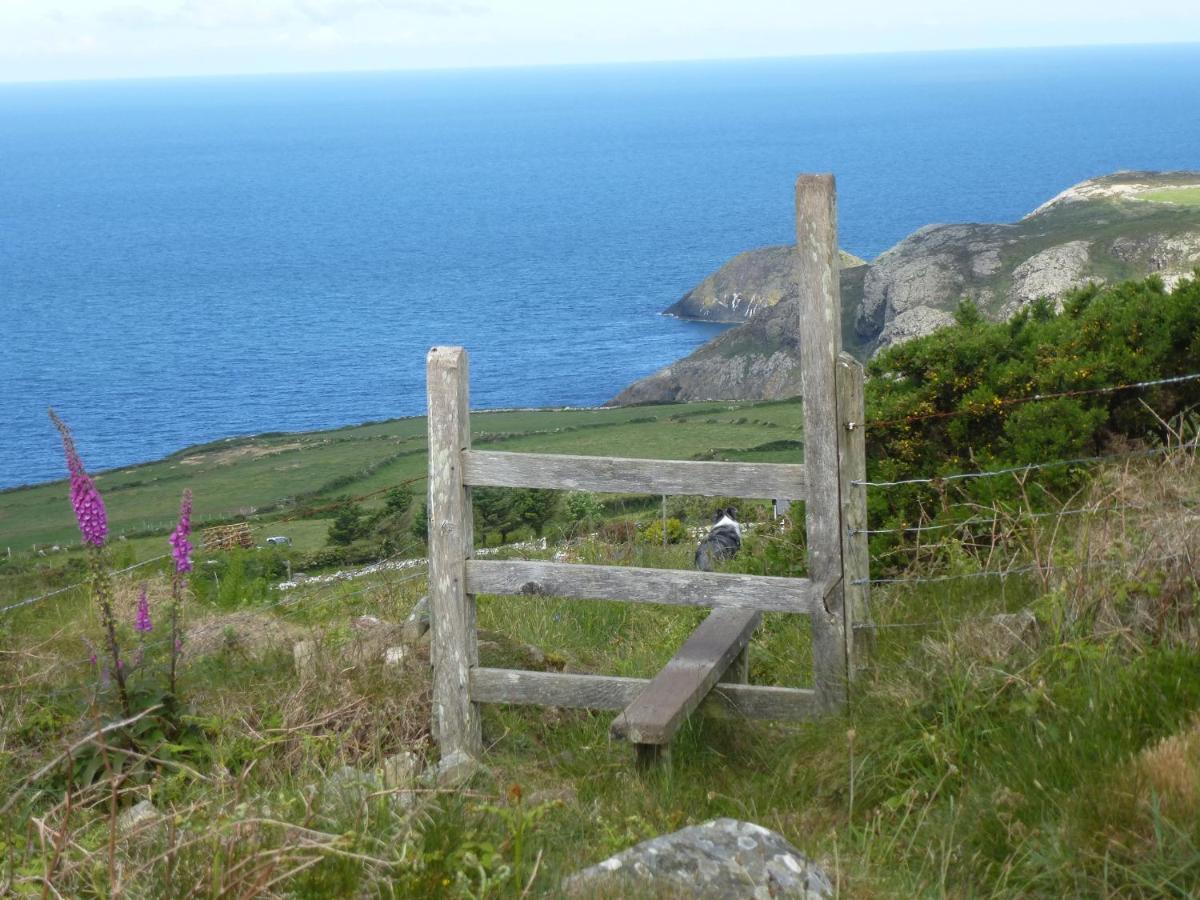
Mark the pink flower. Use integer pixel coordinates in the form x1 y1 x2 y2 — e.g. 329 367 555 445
135 584 152 633
169 489 193 573
48 410 108 547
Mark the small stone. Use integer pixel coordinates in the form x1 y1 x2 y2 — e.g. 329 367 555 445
381 751 421 790
522 643 546 667
117 800 160 837
423 749 481 788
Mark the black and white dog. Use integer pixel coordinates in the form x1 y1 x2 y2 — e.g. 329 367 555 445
694 507 741 571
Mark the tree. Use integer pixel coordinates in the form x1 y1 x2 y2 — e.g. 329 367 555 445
327 503 365 546
384 485 413 515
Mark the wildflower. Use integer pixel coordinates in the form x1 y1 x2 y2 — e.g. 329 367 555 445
135 584 152 633
169 489 193 573
48 409 107 547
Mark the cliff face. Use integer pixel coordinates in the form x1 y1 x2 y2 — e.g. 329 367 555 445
610 172 1200 406
854 172 1200 349
664 247 865 323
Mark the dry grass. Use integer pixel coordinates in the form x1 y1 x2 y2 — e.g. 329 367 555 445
1135 714 1200 823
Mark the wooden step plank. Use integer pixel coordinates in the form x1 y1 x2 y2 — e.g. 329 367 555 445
611 607 762 745
469 667 820 721
462 449 806 500
465 559 817 615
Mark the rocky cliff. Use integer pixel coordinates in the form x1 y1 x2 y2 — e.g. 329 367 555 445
664 247 865 323
610 172 1200 406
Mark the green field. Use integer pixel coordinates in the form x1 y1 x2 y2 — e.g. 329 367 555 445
0 400 803 550
1138 186 1200 206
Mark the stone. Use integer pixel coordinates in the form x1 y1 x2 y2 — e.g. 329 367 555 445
522 643 546 667
422 749 481 788
117 800 160 838
562 818 833 899
381 750 421 790
400 596 431 642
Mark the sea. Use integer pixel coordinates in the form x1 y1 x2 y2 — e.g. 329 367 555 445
2 44 1199 490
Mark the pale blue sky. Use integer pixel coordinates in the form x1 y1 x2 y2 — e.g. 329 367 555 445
1 0 1198 82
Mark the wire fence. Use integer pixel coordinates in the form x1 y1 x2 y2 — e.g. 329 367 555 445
0 555 172 617
865 370 1200 430
851 444 1182 489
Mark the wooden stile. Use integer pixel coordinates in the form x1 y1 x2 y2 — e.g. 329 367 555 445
424 173 868 765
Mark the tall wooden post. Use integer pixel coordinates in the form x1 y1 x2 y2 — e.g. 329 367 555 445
837 352 872 677
426 346 482 759
795 174 848 710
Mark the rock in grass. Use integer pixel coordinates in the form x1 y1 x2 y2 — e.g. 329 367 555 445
562 818 833 899
117 799 161 838
381 750 422 790
401 596 430 643
422 749 481 788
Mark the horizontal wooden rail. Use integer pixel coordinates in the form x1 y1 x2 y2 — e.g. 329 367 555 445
470 668 820 721
462 449 806 500
465 559 819 614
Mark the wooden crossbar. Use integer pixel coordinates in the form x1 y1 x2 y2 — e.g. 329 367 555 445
469 668 820 721
611 607 761 745
465 559 819 614
462 449 806 500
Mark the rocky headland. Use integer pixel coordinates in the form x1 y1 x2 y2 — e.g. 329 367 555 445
611 171 1200 405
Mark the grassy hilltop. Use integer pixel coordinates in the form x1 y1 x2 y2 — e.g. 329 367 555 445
3 275 1200 896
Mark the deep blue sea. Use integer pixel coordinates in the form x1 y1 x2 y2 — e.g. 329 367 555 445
3 44 1199 489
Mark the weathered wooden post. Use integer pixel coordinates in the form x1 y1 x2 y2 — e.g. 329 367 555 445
837 353 872 675
795 174 848 710
426 346 482 760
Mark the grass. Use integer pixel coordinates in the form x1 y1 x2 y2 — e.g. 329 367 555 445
0 400 801 550
3 407 1200 896
1138 187 1200 206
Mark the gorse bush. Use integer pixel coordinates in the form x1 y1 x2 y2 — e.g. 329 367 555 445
638 516 686 546
864 276 1200 561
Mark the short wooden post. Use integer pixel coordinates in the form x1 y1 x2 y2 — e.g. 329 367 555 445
796 174 848 711
426 346 482 760
836 353 873 676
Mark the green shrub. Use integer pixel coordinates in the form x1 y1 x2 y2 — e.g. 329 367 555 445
639 517 687 545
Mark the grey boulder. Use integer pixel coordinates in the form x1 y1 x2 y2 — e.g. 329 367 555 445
562 817 832 898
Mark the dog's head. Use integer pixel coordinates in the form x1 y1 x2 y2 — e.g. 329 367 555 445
712 506 738 525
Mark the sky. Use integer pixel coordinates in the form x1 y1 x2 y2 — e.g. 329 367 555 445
0 0 1198 82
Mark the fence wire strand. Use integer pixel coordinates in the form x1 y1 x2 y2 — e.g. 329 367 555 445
853 551 1190 587
866 370 1200 430
853 444 1184 489
0 555 171 617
